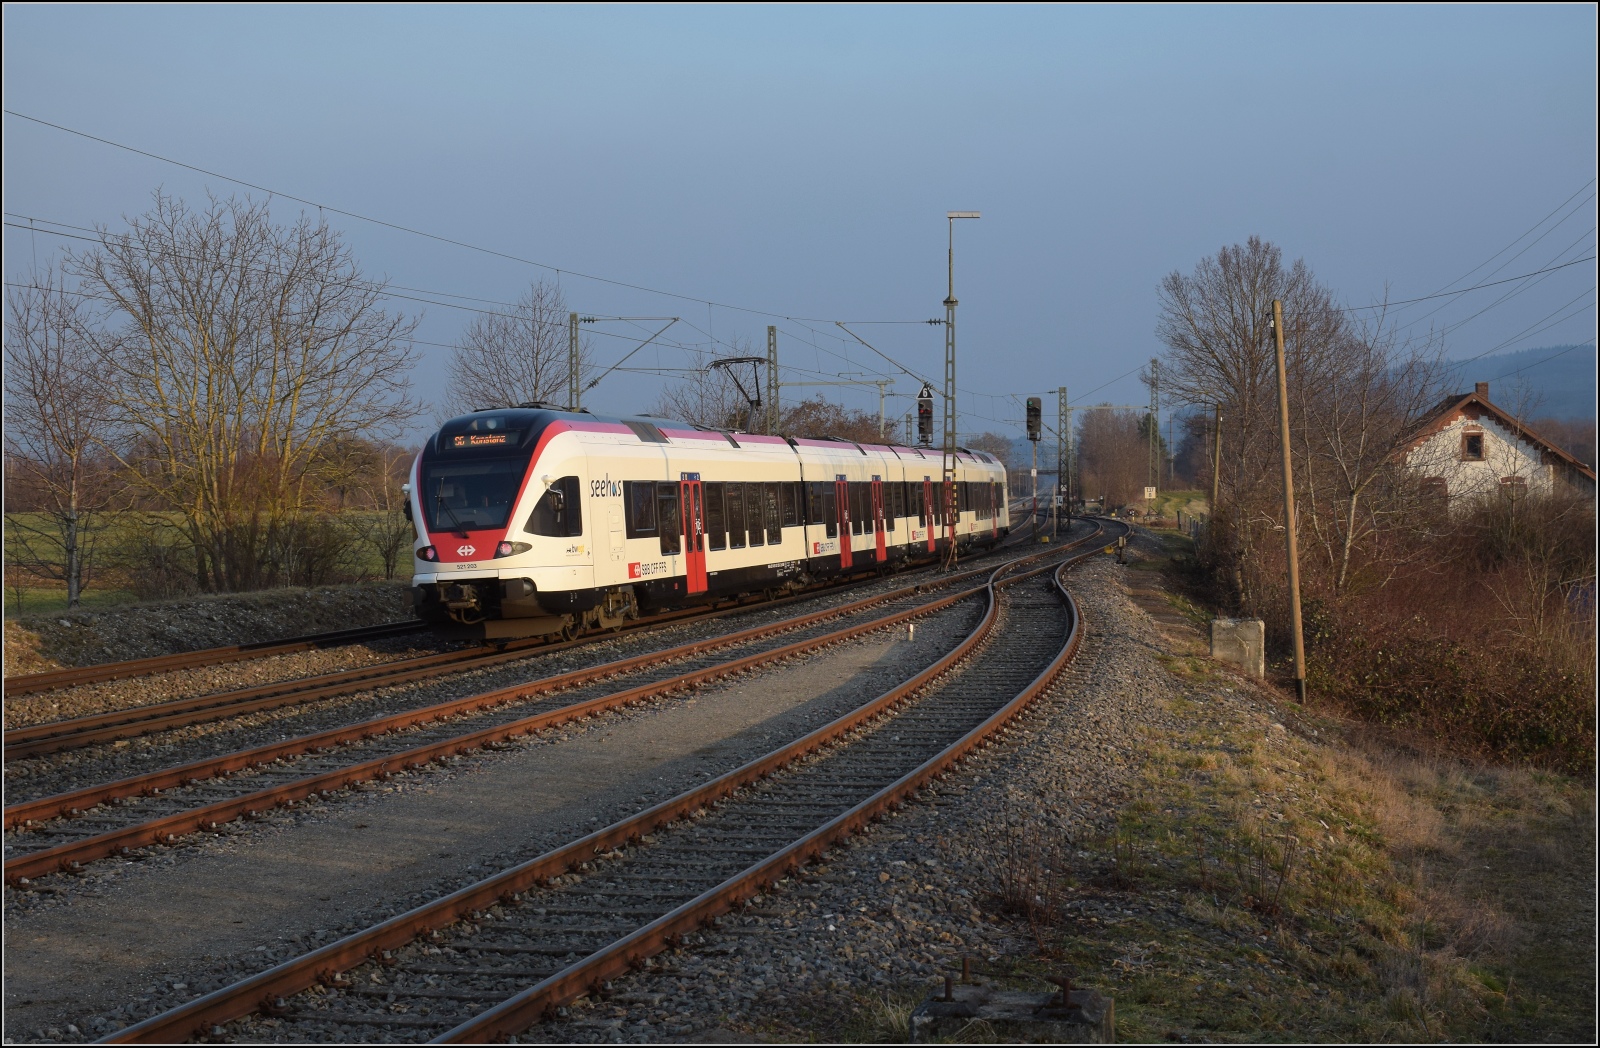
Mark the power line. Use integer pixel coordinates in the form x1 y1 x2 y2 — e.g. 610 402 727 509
2 109 935 328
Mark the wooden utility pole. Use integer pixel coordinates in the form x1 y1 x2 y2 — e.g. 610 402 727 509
1271 299 1307 702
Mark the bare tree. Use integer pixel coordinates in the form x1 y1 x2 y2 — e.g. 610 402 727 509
779 397 885 443
1156 236 1346 608
651 341 752 429
1291 308 1447 594
3 270 117 607
1075 407 1145 508
71 192 419 593
339 441 416 580
443 281 591 417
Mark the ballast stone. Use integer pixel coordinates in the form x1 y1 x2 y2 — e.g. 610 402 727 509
1210 617 1265 677
910 980 1114 1043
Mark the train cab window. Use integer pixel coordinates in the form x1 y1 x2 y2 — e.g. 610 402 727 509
822 485 837 538
526 476 582 537
764 482 782 545
746 483 765 547
704 482 727 551
726 484 747 549
623 480 657 538
656 482 681 556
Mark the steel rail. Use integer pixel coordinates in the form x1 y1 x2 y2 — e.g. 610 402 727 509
7 532 1041 755
441 546 1094 1041
5 534 1078 829
6 532 1098 882
3 621 427 697
99 521 1115 1045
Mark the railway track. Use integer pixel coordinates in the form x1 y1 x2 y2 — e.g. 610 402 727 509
4 527 1103 884
98 520 1123 1044
2 621 429 698
6 532 1044 757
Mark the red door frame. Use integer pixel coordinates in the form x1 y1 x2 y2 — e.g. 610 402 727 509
922 478 936 553
871 477 887 562
834 476 853 570
679 477 707 595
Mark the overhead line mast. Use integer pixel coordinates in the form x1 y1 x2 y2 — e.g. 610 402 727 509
943 211 980 568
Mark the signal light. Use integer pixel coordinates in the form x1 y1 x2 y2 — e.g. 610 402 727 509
1026 397 1042 442
916 383 935 446
418 545 438 561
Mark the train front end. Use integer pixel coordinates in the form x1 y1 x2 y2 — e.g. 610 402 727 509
408 408 605 640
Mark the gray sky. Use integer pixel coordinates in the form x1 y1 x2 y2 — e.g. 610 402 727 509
3 4 1595 443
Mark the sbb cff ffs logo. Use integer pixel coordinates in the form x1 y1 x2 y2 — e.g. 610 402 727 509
457 545 476 557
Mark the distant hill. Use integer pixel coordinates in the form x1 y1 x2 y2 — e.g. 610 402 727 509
1442 344 1596 420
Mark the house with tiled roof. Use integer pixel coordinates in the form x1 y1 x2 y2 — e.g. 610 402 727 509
1401 382 1596 504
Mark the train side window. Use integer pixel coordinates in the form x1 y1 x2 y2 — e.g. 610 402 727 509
822 486 837 538
656 482 681 556
527 475 582 537
726 483 747 549
704 482 727 551
885 484 896 532
764 482 782 545
623 480 657 538
912 483 925 527
780 482 798 528
808 482 824 526
746 483 765 547
850 483 864 535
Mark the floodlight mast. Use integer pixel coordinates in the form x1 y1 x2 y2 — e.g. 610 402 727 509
942 211 980 568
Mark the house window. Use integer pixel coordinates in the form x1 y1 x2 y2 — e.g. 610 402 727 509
1461 432 1485 461
1420 477 1448 503
1500 476 1528 497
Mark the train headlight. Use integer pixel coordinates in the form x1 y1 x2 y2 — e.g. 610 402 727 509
418 545 439 561
495 541 532 558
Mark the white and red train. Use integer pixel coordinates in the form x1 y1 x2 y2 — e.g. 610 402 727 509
407 405 1009 638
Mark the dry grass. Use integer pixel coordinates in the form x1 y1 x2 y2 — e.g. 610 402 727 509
997 680 1594 1043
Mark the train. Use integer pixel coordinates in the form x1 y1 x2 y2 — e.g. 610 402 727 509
406 404 1009 638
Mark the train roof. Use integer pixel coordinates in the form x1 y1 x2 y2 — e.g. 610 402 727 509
433 405 1004 465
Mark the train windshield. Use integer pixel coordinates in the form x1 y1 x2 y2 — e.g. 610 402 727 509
422 456 527 533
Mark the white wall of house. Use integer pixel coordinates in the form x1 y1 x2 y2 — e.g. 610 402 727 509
1405 410 1555 501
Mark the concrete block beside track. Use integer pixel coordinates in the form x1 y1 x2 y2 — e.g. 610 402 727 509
1209 617 1264 677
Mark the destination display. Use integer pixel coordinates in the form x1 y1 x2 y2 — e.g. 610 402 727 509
451 432 516 448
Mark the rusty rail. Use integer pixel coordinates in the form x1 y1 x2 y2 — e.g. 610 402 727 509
3 621 426 698
7 532 1049 756
100 521 1116 1045
7 531 1102 882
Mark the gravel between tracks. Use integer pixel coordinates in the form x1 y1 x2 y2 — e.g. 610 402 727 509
3 538 1068 810
3 591 991 1042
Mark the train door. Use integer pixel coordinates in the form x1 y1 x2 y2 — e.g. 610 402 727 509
679 476 707 595
870 477 887 563
834 476 853 570
923 478 936 553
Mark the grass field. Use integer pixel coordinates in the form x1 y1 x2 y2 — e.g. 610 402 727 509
4 510 407 618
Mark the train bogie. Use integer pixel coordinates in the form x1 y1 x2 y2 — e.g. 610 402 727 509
409 407 1008 639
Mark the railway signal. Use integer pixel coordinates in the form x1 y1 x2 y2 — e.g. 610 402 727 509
916 384 935 446
1025 397 1041 442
